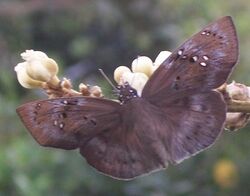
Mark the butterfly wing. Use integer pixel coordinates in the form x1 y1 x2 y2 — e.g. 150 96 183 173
80 98 173 179
161 91 226 163
142 16 238 103
17 97 172 179
139 16 238 165
80 91 225 179
17 97 120 150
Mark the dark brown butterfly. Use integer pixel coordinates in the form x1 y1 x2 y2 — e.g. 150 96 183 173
17 16 238 180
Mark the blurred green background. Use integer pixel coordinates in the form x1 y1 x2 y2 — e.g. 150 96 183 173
0 0 250 195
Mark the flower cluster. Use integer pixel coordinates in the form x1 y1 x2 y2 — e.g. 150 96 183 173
15 50 59 88
225 81 250 131
15 50 102 98
113 51 171 95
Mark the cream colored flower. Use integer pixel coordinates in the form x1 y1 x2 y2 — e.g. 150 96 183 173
113 51 171 95
154 51 172 70
120 72 148 96
225 112 250 131
15 62 44 88
89 85 103 97
225 81 250 131
22 50 58 82
226 81 249 100
131 56 153 77
114 66 131 84
15 50 59 88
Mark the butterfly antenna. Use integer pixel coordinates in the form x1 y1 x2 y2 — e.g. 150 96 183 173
98 69 118 91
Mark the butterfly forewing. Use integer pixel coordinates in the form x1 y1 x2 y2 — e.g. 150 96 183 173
17 97 120 150
142 16 238 103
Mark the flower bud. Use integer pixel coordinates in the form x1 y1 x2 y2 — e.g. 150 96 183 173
225 113 250 131
15 62 44 88
154 51 172 70
226 81 249 100
89 85 103 97
61 78 72 89
225 81 250 131
79 83 90 96
114 66 131 84
21 50 58 82
120 72 148 96
131 56 153 77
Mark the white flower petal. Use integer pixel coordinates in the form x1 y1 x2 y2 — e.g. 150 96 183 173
18 50 58 82
154 51 172 68
15 62 44 88
131 56 153 77
21 50 48 61
121 72 148 96
114 66 131 84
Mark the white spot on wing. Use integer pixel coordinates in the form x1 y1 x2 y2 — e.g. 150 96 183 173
59 123 64 129
202 55 209 61
178 50 183 56
192 56 198 62
200 62 207 67
54 120 58 126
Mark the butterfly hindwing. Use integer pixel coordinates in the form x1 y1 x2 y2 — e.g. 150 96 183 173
17 97 120 150
162 91 226 163
80 91 226 180
80 98 172 179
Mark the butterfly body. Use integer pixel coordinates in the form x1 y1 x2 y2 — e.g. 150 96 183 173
17 16 238 180
117 82 138 104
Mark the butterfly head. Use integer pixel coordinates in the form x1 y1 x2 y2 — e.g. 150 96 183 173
117 82 138 104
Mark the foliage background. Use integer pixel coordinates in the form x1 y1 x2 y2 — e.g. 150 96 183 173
0 0 250 195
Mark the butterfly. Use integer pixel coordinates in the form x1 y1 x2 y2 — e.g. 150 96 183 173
17 16 238 180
